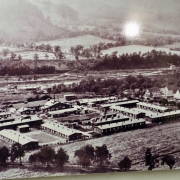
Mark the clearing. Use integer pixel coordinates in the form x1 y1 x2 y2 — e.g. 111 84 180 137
101 45 180 56
60 121 180 171
36 35 116 52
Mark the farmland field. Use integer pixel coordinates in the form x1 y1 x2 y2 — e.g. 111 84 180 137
36 35 116 52
5 51 56 61
0 46 21 53
162 42 180 49
101 45 180 56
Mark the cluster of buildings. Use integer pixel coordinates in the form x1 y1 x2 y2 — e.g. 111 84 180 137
143 87 180 101
0 92 180 150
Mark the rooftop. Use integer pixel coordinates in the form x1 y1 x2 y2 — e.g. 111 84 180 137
41 121 82 136
96 119 146 130
110 106 145 115
101 100 139 108
137 102 171 111
0 129 38 145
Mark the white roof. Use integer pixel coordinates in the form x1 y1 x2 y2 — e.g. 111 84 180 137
151 110 180 119
48 107 78 115
41 122 82 136
110 106 145 115
0 116 42 128
92 114 129 124
137 102 171 111
0 129 38 145
96 119 146 130
18 124 29 128
101 100 139 108
78 97 116 104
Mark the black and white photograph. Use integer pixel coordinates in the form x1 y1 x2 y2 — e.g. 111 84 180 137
0 0 180 179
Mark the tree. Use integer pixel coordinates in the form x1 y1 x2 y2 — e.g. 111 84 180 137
10 52 16 60
34 53 39 74
18 55 22 61
161 154 175 169
54 45 64 60
74 145 94 168
2 48 10 58
11 143 25 165
55 148 69 170
39 146 55 167
94 144 111 168
118 156 132 171
145 148 159 170
0 146 9 165
29 152 40 167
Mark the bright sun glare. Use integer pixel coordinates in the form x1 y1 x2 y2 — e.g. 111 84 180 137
124 21 140 38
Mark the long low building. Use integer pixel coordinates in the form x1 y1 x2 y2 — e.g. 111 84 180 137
41 122 83 141
0 129 39 149
137 102 172 113
100 100 139 111
93 119 146 135
110 106 145 119
91 114 129 126
149 110 180 123
47 107 80 118
0 116 43 131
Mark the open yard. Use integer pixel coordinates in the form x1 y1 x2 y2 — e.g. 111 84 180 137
26 130 66 145
101 45 180 56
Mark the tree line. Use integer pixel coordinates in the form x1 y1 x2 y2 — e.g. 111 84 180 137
0 143 176 172
93 50 180 70
50 75 157 97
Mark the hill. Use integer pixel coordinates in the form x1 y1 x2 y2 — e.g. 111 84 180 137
0 0 70 43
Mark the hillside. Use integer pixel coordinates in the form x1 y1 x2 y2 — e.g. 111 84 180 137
0 0 70 43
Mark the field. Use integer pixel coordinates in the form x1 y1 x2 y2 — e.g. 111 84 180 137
36 35 116 52
162 43 180 49
101 45 180 56
59 121 180 171
26 130 66 145
5 51 56 61
0 46 21 53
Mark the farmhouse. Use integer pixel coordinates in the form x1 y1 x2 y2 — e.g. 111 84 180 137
137 102 172 113
110 106 145 119
160 87 174 98
93 119 146 135
41 122 83 141
174 90 180 100
0 129 39 150
0 116 43 131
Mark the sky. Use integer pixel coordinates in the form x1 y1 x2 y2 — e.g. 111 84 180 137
29 0 179 14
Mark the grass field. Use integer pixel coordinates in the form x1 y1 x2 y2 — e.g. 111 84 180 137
26 130 66 144
162 43 180 49
5 51 56 61
36 35 116 52
59 121 180 171
101 45 180 56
